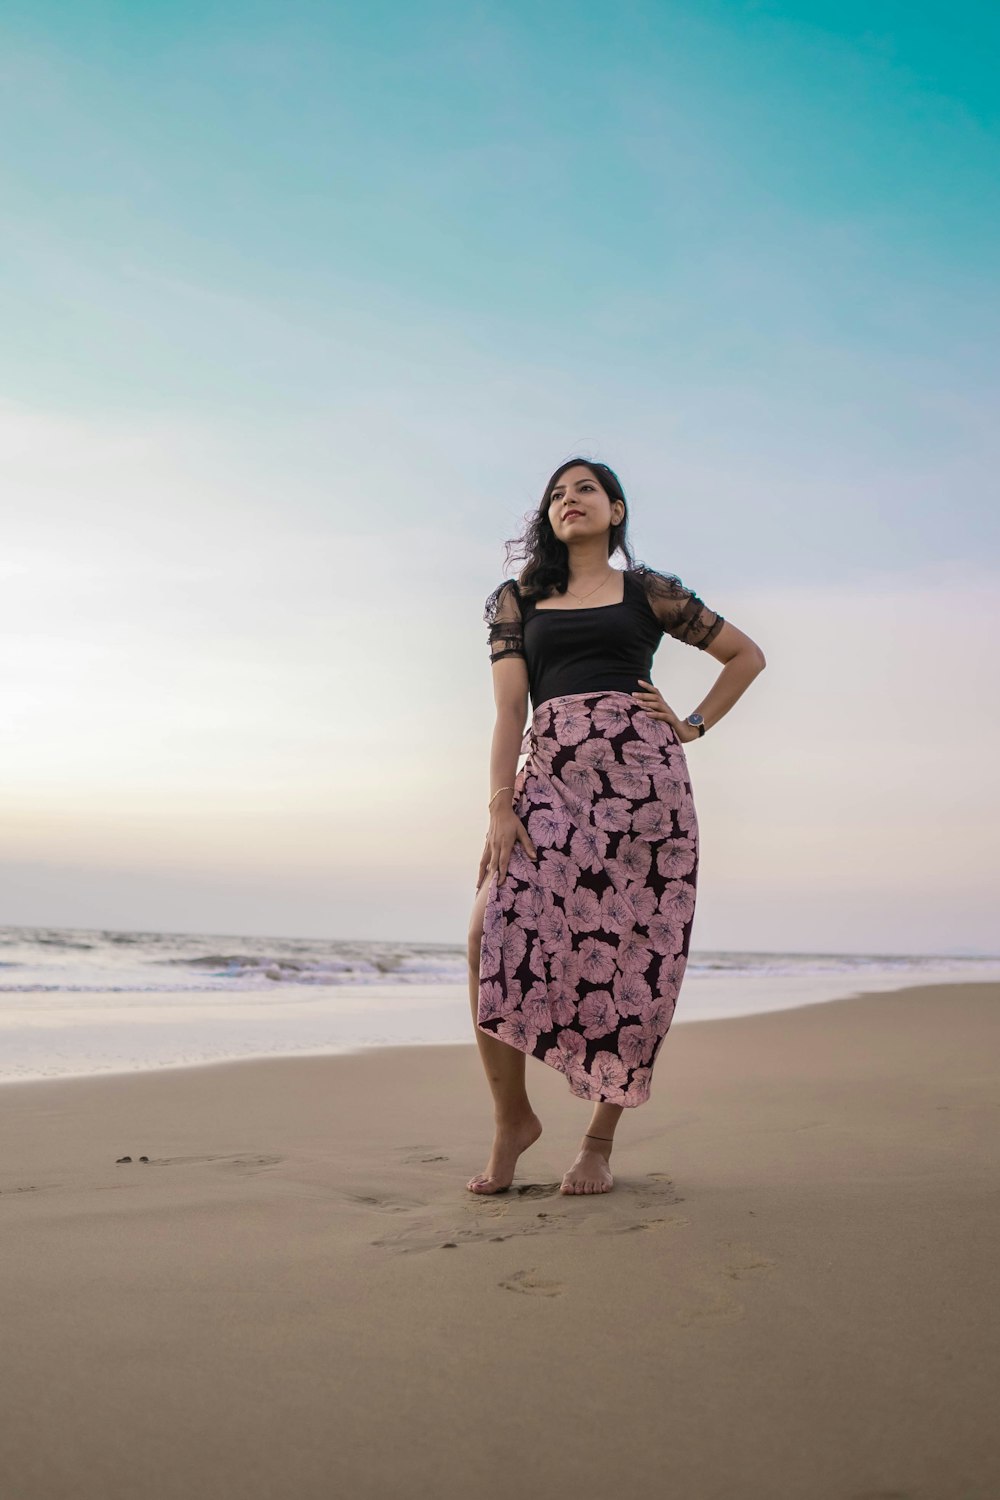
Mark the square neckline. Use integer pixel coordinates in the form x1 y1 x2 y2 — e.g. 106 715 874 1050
531 570 629 613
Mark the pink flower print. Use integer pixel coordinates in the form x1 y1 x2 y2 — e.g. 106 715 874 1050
478 980 506 1022
557 786 592 827
657 837 697 879
483 892 504 943
578 988 617 1039
492 869 519 910
599 885 637 937
566 1057 596 1096
618 1022 656 1069
634 712 675 747
577 936 617 985
606 764 651 800
618 931 654 975
506 842 539 885
565 884 602 934
500 922 527 979
528 939 548 981
537 903 571 953
575 737 615 770
650 767 687 809
647 913 685 956
624 1067 653 1105
535 849 576 897
622 880 657 927
612 835 652 883
542 1043 567 1073
496 1013 541 1051
588 1050 629 1100
659 879 696 926
553 1029 586 1064
493 974 523 1017
513 882 552 932
552 702 593 745
593 796 633 834
528 736 560 775
642 995 675 1033
570 824 610 874
613 967 653 1017
479 927 501 979
621 739 664 770
520 983 552 1034
591 698 633 737
675 792 698 836
522 773 550 803
528 802 573 849
528 703 553 738
549 976 579 1026
552 945 583 990
659 953 688 993
631 800 674 840
562 760 602 800
480 690 699 1110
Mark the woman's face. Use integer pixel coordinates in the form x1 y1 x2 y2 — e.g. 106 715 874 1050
547 465 619 543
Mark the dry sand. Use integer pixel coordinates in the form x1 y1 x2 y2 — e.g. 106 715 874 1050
1 980 997 1500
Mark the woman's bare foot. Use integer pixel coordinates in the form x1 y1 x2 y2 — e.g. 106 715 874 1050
560 1135 614 1195
467 1112 543 1194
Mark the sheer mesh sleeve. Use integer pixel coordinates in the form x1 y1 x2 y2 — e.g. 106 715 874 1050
635 565 725 649
484 578 526 664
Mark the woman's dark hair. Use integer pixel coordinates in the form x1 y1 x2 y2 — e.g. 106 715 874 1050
497 457 638 601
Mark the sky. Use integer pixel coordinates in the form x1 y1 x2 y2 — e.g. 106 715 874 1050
1 0 998 953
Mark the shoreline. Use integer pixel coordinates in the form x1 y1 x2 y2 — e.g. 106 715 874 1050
2 967 999 1090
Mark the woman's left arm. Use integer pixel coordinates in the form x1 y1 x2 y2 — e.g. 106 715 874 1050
633 620 766 743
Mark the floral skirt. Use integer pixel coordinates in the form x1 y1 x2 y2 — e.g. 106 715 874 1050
477 689 700 1109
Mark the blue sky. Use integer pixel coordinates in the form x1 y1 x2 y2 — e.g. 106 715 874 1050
2 2 998 950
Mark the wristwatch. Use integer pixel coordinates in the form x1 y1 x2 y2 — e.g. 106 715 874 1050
685 712 706 737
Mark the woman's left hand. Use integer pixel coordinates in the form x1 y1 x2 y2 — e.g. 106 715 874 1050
632 679 697 742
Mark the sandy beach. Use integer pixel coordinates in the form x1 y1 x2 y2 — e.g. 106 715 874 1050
1 978 997 1500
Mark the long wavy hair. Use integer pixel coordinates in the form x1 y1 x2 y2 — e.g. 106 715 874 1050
498 457 639 602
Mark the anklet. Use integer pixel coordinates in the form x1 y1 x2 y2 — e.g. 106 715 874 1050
584 1133 614 1142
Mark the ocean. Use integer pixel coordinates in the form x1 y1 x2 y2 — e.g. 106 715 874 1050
2 924 998 1085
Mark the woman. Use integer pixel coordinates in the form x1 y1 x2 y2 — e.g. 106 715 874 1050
467 458 766 1198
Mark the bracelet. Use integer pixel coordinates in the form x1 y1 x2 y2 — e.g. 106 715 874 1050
488 785 514 809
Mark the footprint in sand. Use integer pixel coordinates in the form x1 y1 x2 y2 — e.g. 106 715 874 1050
515 1182 562 1199
675 1284 746 1327
607 1214 691 1235
724 1255 776 1280
371 1209 567 1255
398 1147 450 1164
720 1240 777 1281
635 1173 685 1210
348 1192 427 1214
676 1243 777 1325
147 1154 283 1173
499 1269 564 1297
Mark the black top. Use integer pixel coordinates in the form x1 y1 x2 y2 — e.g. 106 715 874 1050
484 564 725 712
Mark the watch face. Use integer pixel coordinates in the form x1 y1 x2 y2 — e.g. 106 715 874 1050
687 713 704 726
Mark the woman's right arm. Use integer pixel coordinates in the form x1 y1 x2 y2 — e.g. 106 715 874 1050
478 581 539 891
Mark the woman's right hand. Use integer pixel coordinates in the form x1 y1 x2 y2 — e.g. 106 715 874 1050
477 808 538 892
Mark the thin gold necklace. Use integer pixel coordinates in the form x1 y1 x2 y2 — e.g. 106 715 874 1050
565 568 617 603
